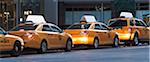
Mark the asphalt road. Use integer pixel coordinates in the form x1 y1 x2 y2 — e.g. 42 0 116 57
0 46 149 62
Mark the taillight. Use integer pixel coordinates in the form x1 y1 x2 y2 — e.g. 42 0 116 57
80 31 88 35
128 28 131 32
122 27 132 33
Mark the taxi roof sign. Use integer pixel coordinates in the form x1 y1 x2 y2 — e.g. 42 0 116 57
120 12 133 18
80 15 97 23
26 15 46 24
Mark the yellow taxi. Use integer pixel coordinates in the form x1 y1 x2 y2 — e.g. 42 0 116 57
9 22 72 53
64 15 120 48
108 17 150 45
0 27 24 56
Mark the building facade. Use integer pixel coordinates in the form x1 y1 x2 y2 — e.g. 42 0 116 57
0 0 149 30
58 0 149 28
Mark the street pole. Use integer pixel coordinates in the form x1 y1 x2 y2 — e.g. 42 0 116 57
4 12 9 31
56 0 58 25
15 0 21 25
95 3 104 23
101 3 104 23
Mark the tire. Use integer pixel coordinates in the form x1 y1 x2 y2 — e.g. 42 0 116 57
10 41 22 57
132 34 139 46
113 36 119 47
65 39 72 52
37 41 47 54
93 38 99 49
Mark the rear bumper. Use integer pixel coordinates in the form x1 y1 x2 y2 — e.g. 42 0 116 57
118 33 132 41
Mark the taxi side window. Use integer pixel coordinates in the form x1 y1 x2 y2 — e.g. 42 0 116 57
135 20 145 26
0 28 4 34
51 26 62 33
101 24 109 30
94 24 101 30
42 25 52 31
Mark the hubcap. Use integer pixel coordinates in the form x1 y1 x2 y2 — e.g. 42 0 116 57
134 36 138 45
41 42 47 52
15 45 19 52
114 38 119 47
94 39 99 48
67 41 72 50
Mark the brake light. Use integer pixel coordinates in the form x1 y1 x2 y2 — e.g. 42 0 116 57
122 27 132 33
128 28 131 32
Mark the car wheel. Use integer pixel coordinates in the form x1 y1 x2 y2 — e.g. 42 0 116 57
10 41 22 57
93 38 99 49
113 36 119 47
38 41 47 54
133 34 139 46
65 39 72 52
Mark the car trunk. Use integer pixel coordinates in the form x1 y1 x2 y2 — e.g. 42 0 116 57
111 26 131 33
108 19 130 33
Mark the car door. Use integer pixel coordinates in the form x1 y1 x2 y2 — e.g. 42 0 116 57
100 24 112 44
94 24 108 45
50 25 65 48
140 21 150 41
42 25 56 48
135 20 148 40
137 20 149 40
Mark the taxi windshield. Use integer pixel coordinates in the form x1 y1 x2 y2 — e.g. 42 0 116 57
108 20 127 28
67 24 91 29
10 24 38 31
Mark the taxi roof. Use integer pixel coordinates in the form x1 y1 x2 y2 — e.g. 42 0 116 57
80 15 97 23
109 12 134 21
120 12 133 18
26 15 46 24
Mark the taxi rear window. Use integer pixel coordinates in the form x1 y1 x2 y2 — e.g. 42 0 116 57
10 24 38 31
67 24 91 29
108 20 127 27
